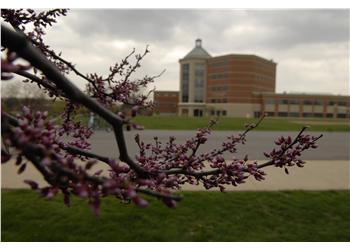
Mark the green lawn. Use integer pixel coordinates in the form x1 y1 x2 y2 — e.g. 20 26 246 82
132 116 350 132
2 190 350 241
54 115 350 132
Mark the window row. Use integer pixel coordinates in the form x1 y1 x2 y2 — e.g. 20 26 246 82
210 98 228 103
264 112 347 118
265 99 348 106
211 85 230 91
209 73 230 80
255 75 273 81
156 93 178 97
208 61 229 68
210 110 227 116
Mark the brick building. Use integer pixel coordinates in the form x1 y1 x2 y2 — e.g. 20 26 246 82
154 39 350 119
258 92 350 119
153 91 178 115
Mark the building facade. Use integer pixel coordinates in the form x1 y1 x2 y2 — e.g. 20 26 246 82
154 39 350 119
258 92 350 119
153 91 179 115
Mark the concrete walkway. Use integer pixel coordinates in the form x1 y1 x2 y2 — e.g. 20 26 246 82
1 160 349 191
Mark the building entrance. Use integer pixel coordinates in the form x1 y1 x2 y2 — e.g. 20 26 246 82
194 109 203 117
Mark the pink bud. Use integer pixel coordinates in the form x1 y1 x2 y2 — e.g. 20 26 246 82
76 184 89 198
132 196 148 208
103 179 117 189
41 157 51 166
163 198 177 208
23 106 31 116
126 188 137 199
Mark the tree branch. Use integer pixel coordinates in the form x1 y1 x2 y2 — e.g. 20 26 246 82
15 70 65 96
163 125 323 177
60 144 111 164
1 24 148 177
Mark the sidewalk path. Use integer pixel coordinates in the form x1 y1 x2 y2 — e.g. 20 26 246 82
2 160 349 191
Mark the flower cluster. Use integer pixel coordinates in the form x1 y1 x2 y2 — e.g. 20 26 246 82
1 9 68 31
11 107 62 153
1 50 31 80
58 101 93 155
131 119 322 195
85 52 157 114
20 155 150 215
1 110 154 215
1 9 69 74
263 133 322 173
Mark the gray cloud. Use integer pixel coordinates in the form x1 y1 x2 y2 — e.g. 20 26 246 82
40 9 348 95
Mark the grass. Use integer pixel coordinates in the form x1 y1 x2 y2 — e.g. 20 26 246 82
2 190 350 241
133 116 350 132
52 114 350 132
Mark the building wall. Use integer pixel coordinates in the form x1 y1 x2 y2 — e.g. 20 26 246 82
178 103 206 116
206 55 276 104
155 90 350 119
259 93 350 118
178 58 208 116
154 91 179 114
206 103 261 118
179 59 207 103
154 43 350 119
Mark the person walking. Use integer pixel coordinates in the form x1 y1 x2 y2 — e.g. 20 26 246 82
88 112 95 130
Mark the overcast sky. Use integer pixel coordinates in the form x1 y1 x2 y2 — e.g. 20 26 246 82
37 9 349 95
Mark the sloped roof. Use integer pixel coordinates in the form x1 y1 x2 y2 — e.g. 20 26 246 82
183 39 211 59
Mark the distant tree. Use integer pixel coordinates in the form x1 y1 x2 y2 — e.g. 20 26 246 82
1 9 322 214
1 79 46 98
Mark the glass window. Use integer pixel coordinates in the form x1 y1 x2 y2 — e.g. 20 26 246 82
278 99 288 105
313 113 323 118
314 100 324 106
289 99 300 105
337 113 347 118
181 64 189 102
265 99 275 105
277 112 288 117
288 112 300 117
303 113 313 117
209 60 229 68
303 100 313 105
194 64 205 103
194 109 203 117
